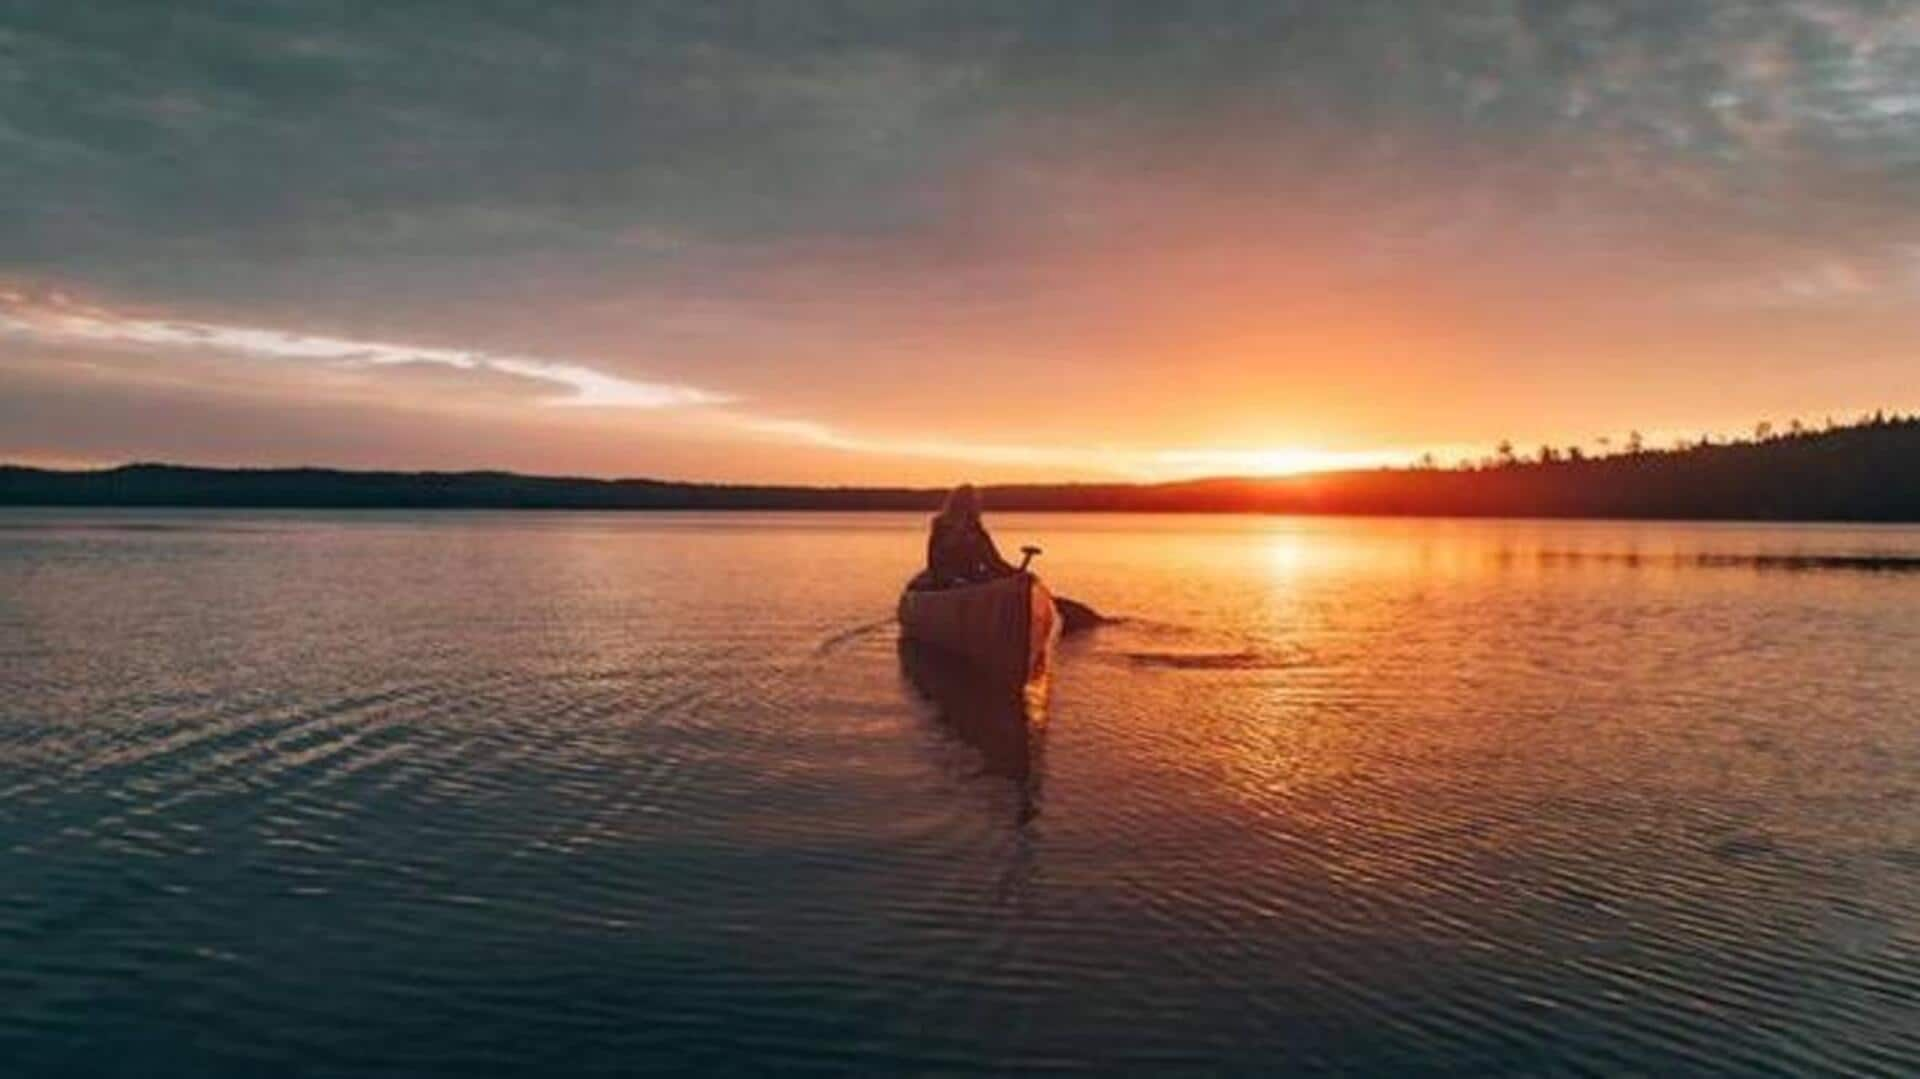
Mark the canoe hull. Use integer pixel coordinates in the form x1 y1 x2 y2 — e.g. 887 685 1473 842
897 573 1059 691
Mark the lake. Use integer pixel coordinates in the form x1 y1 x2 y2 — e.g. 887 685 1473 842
3 510 1919 1075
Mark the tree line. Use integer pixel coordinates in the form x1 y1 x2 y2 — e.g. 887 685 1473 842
1419 409 1916 472
3 411 1917 520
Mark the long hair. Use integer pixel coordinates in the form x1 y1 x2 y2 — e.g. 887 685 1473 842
939 484 982 522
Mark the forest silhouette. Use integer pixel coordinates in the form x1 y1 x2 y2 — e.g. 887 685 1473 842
4 412 1916 521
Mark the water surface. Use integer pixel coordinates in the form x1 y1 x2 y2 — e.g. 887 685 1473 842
4 511 1919 1074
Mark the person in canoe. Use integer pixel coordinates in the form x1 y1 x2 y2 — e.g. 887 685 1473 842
923 484 1019 587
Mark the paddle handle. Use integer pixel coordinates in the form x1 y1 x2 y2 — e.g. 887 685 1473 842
1018 545 1041 571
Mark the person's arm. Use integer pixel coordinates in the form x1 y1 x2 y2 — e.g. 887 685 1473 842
973 521 1018 574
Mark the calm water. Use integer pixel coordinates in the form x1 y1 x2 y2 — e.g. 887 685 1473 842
4 510 1919 1075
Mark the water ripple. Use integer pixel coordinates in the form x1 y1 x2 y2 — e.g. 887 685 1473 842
2 510 1918 1074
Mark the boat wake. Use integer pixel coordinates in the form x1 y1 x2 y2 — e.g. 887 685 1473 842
1080 617 1310 672
1119 649 1300 671
814 616 897 656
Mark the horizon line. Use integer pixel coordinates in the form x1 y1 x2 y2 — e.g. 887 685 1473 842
5 411 1913 494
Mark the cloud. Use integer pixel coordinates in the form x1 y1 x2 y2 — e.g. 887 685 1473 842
0 287 1404 478
4 282 1412 479
0 286 725 408
723 414 1413 480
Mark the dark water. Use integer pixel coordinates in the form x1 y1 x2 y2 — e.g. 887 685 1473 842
4 510 1919 1075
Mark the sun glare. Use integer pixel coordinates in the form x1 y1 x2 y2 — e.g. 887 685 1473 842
1147 447 1407 479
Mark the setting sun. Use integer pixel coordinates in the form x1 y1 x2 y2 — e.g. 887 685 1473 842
1144 446 1416 479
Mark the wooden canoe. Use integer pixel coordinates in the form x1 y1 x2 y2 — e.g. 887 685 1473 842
897 572 1060 691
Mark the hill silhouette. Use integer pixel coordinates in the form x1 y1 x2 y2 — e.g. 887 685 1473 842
3 414 1916 520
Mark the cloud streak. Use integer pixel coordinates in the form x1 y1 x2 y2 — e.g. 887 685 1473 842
1 281 1419 479
0 286 725 409
725 415 1412 480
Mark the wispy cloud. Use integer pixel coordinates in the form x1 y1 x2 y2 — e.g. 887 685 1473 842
4 284 1402 478
0 286 726 408
726 415 1412 479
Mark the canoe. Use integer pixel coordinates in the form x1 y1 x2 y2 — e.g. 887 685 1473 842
898 572 1060 691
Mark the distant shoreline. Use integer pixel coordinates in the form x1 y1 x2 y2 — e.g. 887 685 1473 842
5 416 1919 521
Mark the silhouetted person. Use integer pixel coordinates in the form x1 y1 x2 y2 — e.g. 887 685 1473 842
925 484 1017 586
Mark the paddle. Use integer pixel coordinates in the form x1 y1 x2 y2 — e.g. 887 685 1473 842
1054 595 1107 635
1020 545 1108 635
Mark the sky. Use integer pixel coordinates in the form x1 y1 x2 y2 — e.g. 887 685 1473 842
3 1 1918 484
